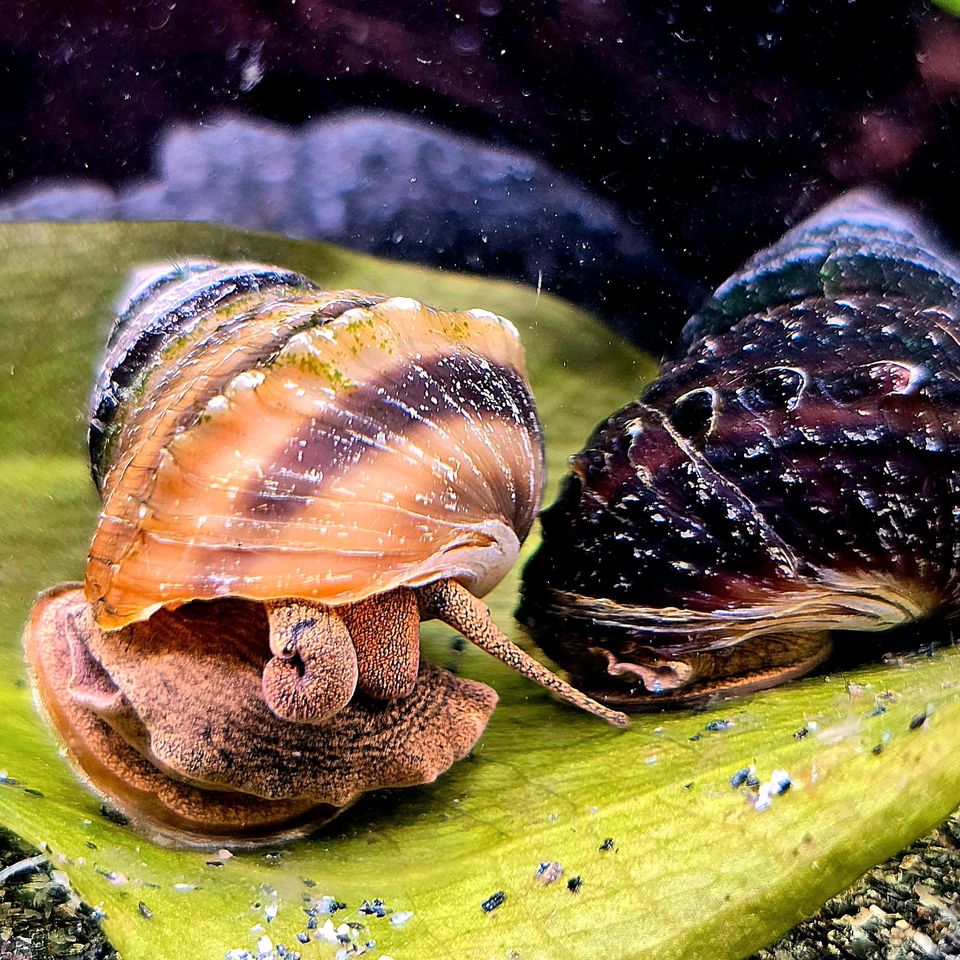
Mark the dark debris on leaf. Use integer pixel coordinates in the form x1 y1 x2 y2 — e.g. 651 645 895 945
357 899 390 918
481 891 505 913
98 805 129 827
567 876 583 894
705 719 734 732
730 768 751 788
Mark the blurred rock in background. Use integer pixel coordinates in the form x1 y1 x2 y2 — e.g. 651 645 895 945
1 1 959 347
0 113 680 347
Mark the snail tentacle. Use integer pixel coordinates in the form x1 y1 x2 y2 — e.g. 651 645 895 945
262 599 358 724
416 579 629 728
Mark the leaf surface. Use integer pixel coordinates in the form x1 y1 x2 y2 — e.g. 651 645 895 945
0 222 957 960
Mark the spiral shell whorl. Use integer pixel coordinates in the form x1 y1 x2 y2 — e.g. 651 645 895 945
88 261 322 494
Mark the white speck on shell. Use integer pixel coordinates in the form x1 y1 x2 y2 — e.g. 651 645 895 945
280 331 320 358
228 370 265 394
385 297 422 312
467 307 521 340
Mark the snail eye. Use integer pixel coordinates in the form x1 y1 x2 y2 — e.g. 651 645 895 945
737 366 805 413
670 387 717 441
821 361 919 404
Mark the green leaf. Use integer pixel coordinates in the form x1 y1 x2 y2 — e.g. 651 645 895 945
0 222 958 960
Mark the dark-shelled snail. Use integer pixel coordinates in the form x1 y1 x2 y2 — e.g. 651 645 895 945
25 261 625 846
519 189 960 707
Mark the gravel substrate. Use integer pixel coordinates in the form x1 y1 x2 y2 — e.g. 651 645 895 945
1 819 957 959
0 831 117 960
752 816 960 960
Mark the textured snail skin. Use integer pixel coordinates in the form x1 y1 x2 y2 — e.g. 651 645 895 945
519 189 960 707
26 585 496 847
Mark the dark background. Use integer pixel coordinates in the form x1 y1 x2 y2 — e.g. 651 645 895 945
2 0 959 350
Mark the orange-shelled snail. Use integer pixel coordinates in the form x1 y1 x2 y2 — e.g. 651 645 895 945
25 261 625 847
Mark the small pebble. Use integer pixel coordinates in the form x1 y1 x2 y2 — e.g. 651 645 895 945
310 895 347 915
754 769 792 812
481 891 505 912
705 719 734 732
730 767 751 788
535 861 564 885
358 899 390 918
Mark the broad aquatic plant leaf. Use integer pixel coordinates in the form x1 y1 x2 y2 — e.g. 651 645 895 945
0 222 958 960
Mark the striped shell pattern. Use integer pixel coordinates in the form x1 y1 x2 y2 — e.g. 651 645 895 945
86 261 542 626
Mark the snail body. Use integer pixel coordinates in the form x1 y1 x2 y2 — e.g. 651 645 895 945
26 261 623 846
519 190 960 706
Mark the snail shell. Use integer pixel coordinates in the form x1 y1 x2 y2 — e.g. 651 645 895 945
26 260 623 845
87 261 540 620
519 189 960 706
